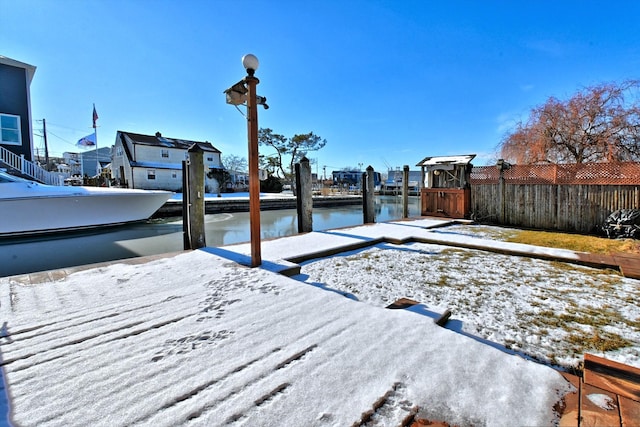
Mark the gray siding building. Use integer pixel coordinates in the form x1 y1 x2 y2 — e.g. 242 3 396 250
0 56 36 162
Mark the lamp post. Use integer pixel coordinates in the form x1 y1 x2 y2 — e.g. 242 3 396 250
224 54 267 267
243 54 262 267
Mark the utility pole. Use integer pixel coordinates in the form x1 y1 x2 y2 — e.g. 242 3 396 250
43 118 49 170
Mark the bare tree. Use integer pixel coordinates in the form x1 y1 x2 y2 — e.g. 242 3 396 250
222 154 248 173
500 80 640 164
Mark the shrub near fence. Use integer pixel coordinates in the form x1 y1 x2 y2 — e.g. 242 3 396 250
470 162 640 233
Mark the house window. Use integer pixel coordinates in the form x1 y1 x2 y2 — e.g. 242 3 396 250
147 169 156 180
0 114 21 145
171 171 177 179
207 156 213 162
161 149 169 158
116 146 123 156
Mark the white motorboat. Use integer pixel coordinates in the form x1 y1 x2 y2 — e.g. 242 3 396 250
0 171 173 237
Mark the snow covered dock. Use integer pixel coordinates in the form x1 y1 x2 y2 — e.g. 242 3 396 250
2 219 621 426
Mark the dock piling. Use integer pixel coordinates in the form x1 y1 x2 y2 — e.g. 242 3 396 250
182 145 206 249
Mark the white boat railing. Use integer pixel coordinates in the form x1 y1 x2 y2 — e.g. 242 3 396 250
0 146 63 185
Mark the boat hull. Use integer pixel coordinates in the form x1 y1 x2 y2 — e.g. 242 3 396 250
0 183 173 237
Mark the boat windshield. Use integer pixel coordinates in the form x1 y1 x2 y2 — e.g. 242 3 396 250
0 171 30 183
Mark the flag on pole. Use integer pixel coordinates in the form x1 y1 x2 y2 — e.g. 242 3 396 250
77 132 97 147
92 104 98 129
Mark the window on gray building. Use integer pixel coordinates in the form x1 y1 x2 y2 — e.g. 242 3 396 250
0 114 21 145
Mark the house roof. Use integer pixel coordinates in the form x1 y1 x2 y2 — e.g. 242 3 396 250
416 154 476 167
118 130 221 153
129 161 184 170
0 55 36 85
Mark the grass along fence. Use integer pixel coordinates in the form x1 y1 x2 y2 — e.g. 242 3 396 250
470 162 640 233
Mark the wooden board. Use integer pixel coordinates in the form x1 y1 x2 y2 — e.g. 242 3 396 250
386 298 419 310
580 383 620 427
619 395 640 427
613 253 640 279
558 372 580 427
584 353 640 402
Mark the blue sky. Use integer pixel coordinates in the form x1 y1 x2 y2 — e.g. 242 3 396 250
2 0 639 174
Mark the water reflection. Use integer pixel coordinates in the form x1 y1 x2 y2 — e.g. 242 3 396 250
0 196 419 277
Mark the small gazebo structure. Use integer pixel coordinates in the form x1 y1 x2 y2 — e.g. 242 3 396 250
416 154 475 219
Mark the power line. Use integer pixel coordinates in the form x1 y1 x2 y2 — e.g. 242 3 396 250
46 130 77 146
35 120 89 133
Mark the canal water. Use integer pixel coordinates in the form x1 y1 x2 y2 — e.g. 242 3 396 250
0 196 420 277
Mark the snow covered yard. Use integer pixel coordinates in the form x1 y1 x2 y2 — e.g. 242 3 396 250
297 224 640 370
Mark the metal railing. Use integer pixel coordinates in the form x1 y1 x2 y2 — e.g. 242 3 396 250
0 146 63 185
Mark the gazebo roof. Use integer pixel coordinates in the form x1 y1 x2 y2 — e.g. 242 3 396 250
416 154 476 167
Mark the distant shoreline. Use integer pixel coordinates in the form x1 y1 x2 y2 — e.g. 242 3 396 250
153 195 363 217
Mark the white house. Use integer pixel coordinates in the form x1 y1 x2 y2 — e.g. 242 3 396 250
111 131 223 192
227 169 249 191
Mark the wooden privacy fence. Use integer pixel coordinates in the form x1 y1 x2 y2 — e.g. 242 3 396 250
470 162 640 233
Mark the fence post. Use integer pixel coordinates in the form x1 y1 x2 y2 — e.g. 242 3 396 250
402 164 409 218
497 160 507 225
295 157 313 233
363 165 376 224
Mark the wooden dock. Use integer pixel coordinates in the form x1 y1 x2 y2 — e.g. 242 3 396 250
2 219 638 425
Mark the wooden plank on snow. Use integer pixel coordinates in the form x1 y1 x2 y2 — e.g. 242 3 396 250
557 371 580 427
584 353 640 402
619 395 640 427
386 298 419 310
580 383 621 427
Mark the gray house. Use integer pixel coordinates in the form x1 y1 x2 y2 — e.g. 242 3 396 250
63 147 112 177
0 55 36 162
111 131 224 192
